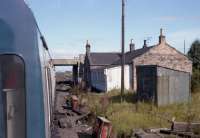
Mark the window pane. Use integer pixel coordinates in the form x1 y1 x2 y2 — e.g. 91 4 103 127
0 55 26 138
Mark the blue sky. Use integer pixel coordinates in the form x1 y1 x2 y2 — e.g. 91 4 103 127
26 0 200 59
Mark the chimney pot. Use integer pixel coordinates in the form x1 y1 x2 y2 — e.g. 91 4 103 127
86 40 91 55
160 28 163 36
130 39 135 52
159 28 166 44
143 40 147 48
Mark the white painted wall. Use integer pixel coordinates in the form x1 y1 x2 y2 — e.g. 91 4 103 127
105 65 130 91
91 65 131 92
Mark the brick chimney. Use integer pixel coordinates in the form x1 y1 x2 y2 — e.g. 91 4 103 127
159 28 166 44
130 39 135 52
143 40 147 48
86 40 90 56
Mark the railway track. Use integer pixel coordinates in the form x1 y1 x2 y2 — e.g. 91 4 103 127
51 86 92 138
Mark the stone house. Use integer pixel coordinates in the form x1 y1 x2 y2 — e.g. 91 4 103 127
83 29 192 92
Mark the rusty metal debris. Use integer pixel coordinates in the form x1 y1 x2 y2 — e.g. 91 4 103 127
160 129 200 138
132 113 200 138
172 122 200 132
92 116 112 138
132 121 200 138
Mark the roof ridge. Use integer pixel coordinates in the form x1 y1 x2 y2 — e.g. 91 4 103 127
125 45 155 54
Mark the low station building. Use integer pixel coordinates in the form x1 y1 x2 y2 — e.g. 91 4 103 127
83 29 192 94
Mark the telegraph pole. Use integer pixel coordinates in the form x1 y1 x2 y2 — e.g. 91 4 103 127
184 39 186 55
121 0 125 102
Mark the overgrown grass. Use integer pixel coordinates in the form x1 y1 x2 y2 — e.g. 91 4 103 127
79 89 200 136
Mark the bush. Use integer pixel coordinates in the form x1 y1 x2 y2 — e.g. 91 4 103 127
192 68 200 93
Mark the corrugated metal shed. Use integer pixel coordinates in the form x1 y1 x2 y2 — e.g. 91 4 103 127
136 65 191 106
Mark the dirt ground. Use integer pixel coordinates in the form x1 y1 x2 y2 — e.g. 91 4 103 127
51 90 93 138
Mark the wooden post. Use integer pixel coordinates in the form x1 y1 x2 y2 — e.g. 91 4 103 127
121 0 125 102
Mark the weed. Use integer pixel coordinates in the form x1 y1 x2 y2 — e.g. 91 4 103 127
80 89 200 135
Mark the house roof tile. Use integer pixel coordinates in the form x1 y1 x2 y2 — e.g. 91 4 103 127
89 52 121 65
89 46 154 66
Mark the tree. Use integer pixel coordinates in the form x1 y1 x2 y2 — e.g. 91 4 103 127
188 40 200 69
187 40 200 92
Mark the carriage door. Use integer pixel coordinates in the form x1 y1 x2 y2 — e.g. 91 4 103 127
0 55 26 138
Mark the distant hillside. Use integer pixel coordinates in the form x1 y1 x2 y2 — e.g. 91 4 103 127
56 71 72 82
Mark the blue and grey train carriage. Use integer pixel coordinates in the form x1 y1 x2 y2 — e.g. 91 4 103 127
0 0 56 138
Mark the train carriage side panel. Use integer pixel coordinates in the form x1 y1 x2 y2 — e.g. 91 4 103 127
0 0 47 137
38 37 51 138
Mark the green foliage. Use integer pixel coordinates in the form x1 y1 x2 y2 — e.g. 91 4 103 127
81 90 200 136
188 40 200 92
191 68 200 92
188 40 200 69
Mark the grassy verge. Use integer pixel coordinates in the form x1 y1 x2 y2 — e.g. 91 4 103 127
78 89 200 136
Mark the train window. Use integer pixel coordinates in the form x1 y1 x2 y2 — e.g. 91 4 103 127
0 55 26 138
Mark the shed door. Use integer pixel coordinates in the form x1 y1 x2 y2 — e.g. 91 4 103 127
137 67 156 101
0 55 26 138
